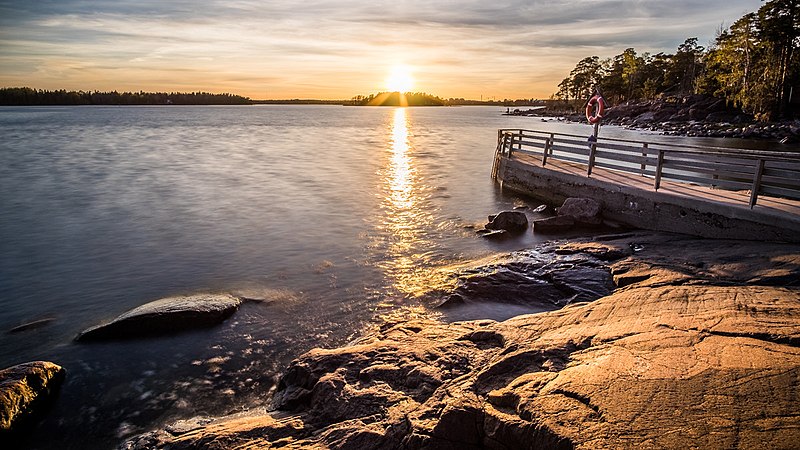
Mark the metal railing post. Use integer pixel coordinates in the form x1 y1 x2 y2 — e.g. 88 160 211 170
640 143 648 176
654 150 665 190
542 134 552 166
749 159 765 208
587 140 597 176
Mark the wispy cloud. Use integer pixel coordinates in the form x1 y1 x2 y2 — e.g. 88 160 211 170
0 0 762 98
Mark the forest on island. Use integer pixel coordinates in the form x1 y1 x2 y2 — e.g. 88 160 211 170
555 0 799 121
0 88 252 106
347 92 446 106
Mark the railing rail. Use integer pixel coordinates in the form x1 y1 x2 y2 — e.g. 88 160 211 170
493 128 800 208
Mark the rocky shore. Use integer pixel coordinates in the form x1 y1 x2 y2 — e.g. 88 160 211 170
122 232 800 450
546 95 800 142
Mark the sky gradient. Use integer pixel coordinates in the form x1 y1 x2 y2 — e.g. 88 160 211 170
0 0 763 100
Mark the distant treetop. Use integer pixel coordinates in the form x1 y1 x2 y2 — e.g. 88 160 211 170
0 87 252 105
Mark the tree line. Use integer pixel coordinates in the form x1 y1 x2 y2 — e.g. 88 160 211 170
0 87 252 105
347 92 446 106
555 0 798 121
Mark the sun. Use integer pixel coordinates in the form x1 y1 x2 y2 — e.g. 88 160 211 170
385 65 414 93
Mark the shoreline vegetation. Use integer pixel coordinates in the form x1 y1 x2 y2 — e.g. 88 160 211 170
0 87 532 107
3 87 797 141
553 0 798 123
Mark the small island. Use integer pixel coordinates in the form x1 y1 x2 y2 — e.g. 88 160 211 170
345 91 446 106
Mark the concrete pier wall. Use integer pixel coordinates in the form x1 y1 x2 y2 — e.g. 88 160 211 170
496 157 800 243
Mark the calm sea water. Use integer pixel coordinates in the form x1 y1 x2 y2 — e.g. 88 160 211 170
0 105 789 448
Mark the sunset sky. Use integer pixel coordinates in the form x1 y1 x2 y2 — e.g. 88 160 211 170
0 0 762 100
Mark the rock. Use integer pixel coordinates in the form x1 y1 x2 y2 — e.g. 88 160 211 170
75 294 242 341
533 215 575 233
485 211 528 233
438 249 614 308
555 242 632 261
705 111 739 122
633 111 655 124
0 361 65 433
557 198 603 226
478 229 509 240
124 234 800 450
532 204 551 213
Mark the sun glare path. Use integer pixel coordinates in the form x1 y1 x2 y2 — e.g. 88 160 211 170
373 108 450 299
386 65 414 93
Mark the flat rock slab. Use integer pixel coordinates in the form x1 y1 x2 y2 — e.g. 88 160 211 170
0 361 65 433
533 215 575 233
76 294 242 341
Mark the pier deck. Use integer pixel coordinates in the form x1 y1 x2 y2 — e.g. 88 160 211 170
493 129 800 242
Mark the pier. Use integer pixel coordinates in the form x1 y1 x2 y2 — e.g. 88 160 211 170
491 129 800 242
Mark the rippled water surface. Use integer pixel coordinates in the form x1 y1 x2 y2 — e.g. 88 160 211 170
0 105 787 448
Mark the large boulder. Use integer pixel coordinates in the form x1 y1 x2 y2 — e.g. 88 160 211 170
557 197 603 225
485 211 528 233
0 361 65 433
76 294 243 341
123 234 800 450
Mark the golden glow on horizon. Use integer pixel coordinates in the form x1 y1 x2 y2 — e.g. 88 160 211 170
385 65 414 93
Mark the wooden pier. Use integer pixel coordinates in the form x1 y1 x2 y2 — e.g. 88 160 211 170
492 129 800 241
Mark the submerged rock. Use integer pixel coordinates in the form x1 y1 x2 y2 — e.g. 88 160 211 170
0 361 65 433
123 234 800 450
7 318 55 334
76 294 242 341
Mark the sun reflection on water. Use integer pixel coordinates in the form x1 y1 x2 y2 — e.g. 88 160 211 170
376 108 455 299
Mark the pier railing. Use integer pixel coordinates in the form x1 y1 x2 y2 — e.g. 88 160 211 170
492 129 800 208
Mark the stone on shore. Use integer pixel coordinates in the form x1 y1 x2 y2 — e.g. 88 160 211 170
557 197 603 225
0 361 65 433
485 211 528 233
76 294 242 341
533 215 575 233
123 234 800 449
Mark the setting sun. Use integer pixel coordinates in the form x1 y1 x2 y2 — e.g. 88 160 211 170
385 65 414 93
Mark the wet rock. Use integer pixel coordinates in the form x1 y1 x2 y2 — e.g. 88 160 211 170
485 211 528 233
75 294 242 341
124 234 800 450
532 204 551 213
557 198 602 225
438 248 614 308
0 361 65 433
533 215 575 233
478 229 509 240
555 242 632 261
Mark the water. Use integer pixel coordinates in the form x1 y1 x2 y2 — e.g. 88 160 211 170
0 105 788 448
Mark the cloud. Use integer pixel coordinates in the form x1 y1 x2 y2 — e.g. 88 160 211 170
0 0 764 98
